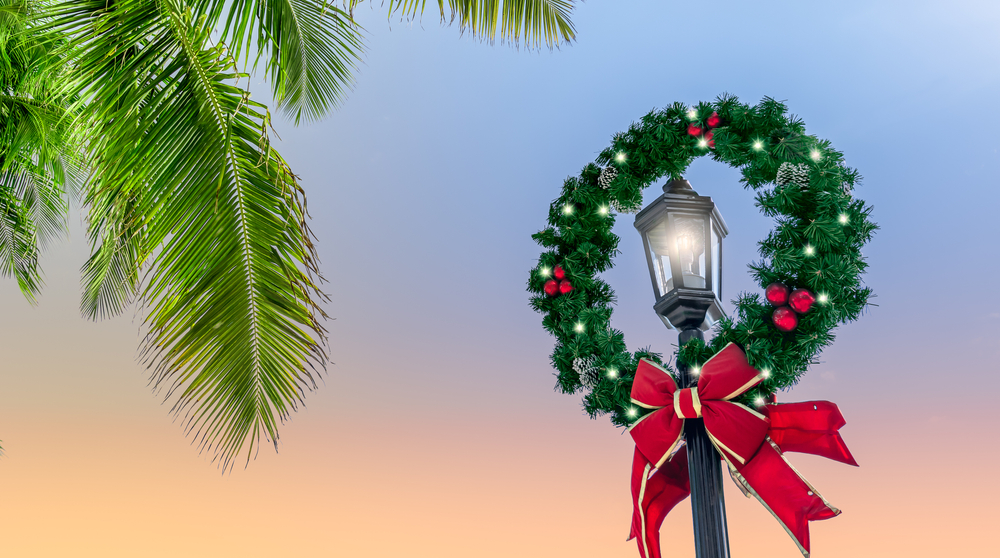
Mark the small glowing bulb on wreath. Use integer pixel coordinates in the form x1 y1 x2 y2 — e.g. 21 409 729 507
574 322 585 333
598 205 609 216
607 368 618 379
838 213 849 224
761 368 771 379
627 407 638 418
563 204 573 215
690 366 701 377
755 396 765 407
810 149 822 161
818 292 830 304
752 140 764 151
615 152 627 163
804 244 816 256
687 108 698 120
540 266 551 277
697 137 709 148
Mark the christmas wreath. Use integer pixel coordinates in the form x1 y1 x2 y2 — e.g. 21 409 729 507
528 95 876 557
528 93 876 428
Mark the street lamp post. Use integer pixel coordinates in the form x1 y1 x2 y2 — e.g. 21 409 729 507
634 178 730 558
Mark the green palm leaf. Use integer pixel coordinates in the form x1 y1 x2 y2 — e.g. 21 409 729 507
198 0 364 123
348 0 576 48
0 0 73 302
51 0 328 468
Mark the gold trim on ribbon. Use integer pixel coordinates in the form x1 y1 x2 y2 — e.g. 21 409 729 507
690 387 702 417
631 397 665 410
705 430 748 465
723 375 765 401
730 401 768 422
767 439 841 516
636 462 652 558
654 431 684 469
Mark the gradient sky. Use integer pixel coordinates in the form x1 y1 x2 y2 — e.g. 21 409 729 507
2 1 999 556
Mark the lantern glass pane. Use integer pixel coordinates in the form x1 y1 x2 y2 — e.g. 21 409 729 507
711 223 721 300
675 216 706 289
645 220 674 298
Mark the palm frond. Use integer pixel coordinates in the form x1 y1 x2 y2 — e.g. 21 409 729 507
0 0 73 302
51 0 329 469
196 0 364 123
348 0 576 48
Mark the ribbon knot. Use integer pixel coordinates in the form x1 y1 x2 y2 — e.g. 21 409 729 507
626 343 859 558
673 387 701 419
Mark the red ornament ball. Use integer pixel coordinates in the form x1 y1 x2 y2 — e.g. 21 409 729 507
687 124 703 136
765 283 790 306
707 112 721 128
789 288 816 314
553 265 565 280
559 280 574 294
772 307 798 332
544 280 559 296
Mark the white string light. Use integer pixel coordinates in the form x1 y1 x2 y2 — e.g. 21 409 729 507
817 293 829 304
690 366 701 377
838 213 849 224
761 368 771 379
804 244 816 256
615 152 627 163
810 149 822 161
598 205 609 216
563 204 573 215
752 140 764 151
697 138 708 148
627 407 638 418
607 368 618 379
540 266 551 277
754 397 765 407
574 322 585 333
687 108 698 120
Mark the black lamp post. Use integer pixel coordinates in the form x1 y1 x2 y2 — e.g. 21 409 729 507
634 178 730 558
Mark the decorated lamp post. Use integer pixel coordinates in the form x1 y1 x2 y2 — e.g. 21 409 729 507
634 178 730 558
529 96 875 558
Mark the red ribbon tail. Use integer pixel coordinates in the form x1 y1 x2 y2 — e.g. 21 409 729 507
736 441 840 557
629 446 690 558
766 401 858 466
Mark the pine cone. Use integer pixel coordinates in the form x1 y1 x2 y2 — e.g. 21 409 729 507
598 166 618 189
573 357 601 388
775 163 795 186
792 164 810 187
611 199 640 214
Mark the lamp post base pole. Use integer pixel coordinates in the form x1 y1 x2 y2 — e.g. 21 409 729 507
678 328 731 558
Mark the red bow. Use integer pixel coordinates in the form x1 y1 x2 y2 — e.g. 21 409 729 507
627 343 857 558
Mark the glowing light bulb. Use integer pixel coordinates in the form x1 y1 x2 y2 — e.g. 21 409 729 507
598 205 609 216
810 149 822 161
627 407 638 417
761 368 771 379
574 322 585 333
697 138 708 148
607 368 618 379
687 108 698 120
690 366 701 377
818 293 829 304
838 213 849 224
752 140 763 151
540 266 551 277
804 244 815 256
563 204 573 215
615 152 627 163
755 397 765 407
